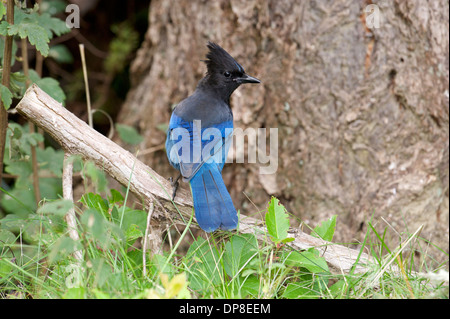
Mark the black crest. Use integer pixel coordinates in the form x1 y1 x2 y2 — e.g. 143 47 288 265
204 42 245 74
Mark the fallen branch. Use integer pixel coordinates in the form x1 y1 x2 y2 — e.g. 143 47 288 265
16 84 375 273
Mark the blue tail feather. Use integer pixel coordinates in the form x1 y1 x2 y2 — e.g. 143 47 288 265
190 164 238 232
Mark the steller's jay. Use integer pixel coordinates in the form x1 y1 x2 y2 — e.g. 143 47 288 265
165 42 260 232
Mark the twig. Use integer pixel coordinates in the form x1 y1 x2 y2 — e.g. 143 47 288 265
0 0 14 187
74 31 109 59
62 152 83 262
79 44 93 128
143 202 155 277
91 109 115 139
34 0 45 149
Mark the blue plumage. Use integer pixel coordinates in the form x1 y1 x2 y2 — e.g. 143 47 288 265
190 163 237 232
165 42 260 232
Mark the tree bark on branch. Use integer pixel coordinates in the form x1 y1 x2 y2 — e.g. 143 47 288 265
16 84 378 273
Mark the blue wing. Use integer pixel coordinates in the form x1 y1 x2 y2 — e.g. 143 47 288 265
165 113 237 232
165 114 233 179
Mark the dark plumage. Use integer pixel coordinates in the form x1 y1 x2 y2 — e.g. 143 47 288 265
165 42 260 232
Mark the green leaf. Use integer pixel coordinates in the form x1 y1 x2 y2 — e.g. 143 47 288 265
0 187 36 217
79 193 109 216
124 223 143 244
9 71 26 96
282 237 295 243
282 282 318 299
186 237 223 292
0 2 6 20
91 289 111 299
0 214 27 232
240 275 260 298
0 259 14 278
48 235 80 263
0 229 17 246
0 21 8 35
108 189 124 205
89 258 113 288
265 197 291 244
36 13 70 38
49 44 74 64
113 207 147 236
284 249 329 273
37 147 65 177
4 160 32 179
80 209 106 241
116 124 144 145
223 233 258 278
39 0 68 15
0 84 13 109
13 9 70 40
38 177 63 202
6 21 50 56
19 70 66 104
63 287 86 299
83 162 107 192
22 131 44 148
35 77 66 103
104 22 139 75
37 199 74 216
312 215 337 242
328 279 347 298
5 123 45 165
151 254 175 276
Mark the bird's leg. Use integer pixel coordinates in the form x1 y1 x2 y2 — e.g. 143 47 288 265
170 173 182 201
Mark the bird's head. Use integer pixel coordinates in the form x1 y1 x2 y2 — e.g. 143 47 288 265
199 42 260 99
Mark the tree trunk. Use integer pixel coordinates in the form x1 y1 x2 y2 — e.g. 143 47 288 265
117 0 449 260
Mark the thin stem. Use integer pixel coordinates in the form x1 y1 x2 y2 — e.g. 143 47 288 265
63 153 83 262
0 0 14 187
143 202 155 277
21 37 41 206
79 44 93 128
35 0 45 149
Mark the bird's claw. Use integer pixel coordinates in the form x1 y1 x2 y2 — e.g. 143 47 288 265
170 173 181 201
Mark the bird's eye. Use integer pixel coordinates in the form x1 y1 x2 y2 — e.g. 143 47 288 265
223 71 231 78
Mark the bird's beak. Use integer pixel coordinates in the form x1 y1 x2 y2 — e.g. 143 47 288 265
235 73 261 84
